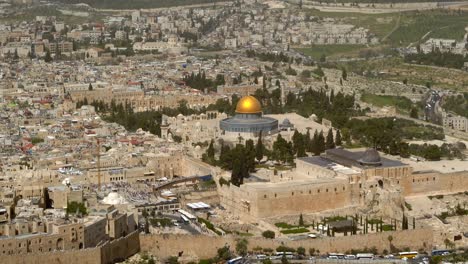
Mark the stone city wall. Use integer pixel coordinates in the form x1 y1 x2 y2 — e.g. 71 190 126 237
220 168 468 220
1 230 140 264
220 179 353 220
402 171 468 196
183 157 215 177
1 247 102 264
140 228 433 260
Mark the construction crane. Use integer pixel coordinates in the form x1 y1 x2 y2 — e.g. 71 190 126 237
96 137 101 190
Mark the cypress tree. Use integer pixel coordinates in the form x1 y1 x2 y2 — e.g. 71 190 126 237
305 130 311 151
335 130 342 146
325 129 335 149
255 133 264 162
44 50 52 62
292 130 301 154
207 140 215 160
245 139 256 172
317 130 326 154
297 142 306 157
311 130 320 155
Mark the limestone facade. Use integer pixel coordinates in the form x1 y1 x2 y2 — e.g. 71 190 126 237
220 148 468 220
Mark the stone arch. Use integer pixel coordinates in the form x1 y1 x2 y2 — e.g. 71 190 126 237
79 242 83 249
56 238 64 250
378 179 384 188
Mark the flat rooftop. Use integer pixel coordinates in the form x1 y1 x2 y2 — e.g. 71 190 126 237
298 156 360 175
299 148 407 171
244 177 347 191
325 148 408 168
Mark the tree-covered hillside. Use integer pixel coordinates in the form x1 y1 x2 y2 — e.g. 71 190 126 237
53 0 232 9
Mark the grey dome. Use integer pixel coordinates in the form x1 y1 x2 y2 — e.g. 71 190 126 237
358 148 382 166
282 119 291 125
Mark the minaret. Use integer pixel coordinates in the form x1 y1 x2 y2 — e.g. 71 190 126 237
464 26 468 42
280 81 285 106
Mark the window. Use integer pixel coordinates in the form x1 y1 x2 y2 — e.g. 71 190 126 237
264 195 267 198
326 189 328 192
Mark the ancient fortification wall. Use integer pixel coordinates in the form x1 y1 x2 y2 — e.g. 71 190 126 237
403 171 468 196
1 247 102 264
183 157 215 177
1 230 140 264
220 168 468 220
140 228 433 260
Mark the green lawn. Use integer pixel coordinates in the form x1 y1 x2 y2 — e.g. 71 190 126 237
304 8 468 47
0 6 99 24
385 10 468 45
304 8 400 39
296 44 367 60
55 0 230 9
280 228 310 234
361 93 413 112
275 222 298 229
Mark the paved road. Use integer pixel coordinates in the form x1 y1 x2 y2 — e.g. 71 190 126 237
161 213 201 235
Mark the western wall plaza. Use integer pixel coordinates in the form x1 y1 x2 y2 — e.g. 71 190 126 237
0 0 468 263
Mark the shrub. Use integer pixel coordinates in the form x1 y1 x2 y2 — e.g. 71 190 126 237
276 246 296 253
219 177 230 186
297 247 306 256
262 230 275 239
31 137 44 144
197 217 221 235
382 224 394 231
280 228 309 234
405 202 412 211
275 222 296 229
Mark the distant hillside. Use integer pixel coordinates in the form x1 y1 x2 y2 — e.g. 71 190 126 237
54 0 232 10
291 0 458 3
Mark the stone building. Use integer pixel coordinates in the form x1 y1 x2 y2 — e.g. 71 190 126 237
221 148 468 220
443 113 468 132
219 95 278 138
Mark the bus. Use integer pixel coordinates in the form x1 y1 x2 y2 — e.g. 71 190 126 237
178 209 196 221
432 249 451 256
180 215 189 224
274 252 295 259
356 253 374 260
227 256 243 264
398 251 418 259
328 253 345 259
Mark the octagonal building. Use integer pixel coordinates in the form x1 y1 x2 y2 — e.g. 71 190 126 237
220 95 278 138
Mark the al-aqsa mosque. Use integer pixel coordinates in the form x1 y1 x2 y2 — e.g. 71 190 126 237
220 95 278 138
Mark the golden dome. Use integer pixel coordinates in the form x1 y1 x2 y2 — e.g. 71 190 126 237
235 95 262 114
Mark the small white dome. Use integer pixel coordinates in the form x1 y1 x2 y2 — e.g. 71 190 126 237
102 191 127 205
